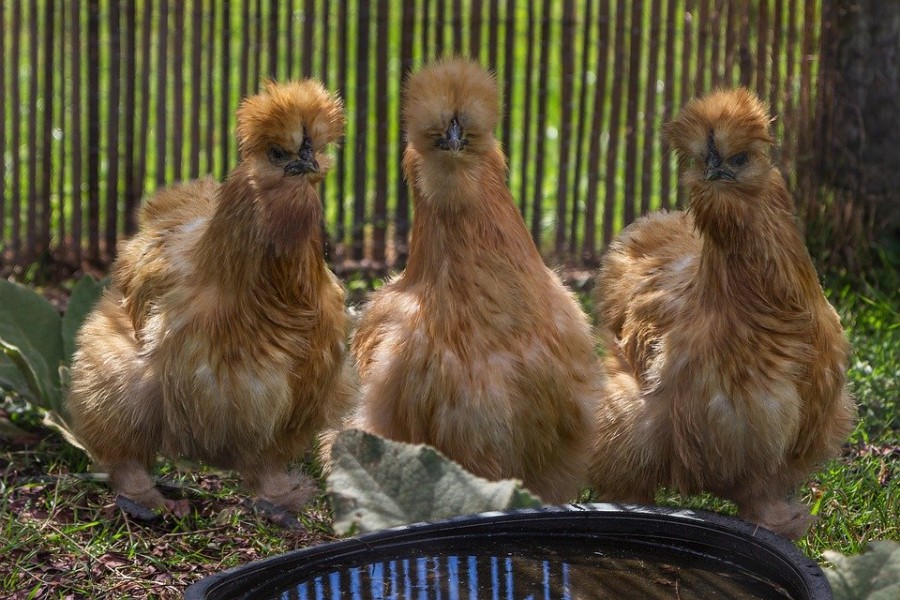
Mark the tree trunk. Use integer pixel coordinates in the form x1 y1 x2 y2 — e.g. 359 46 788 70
814 0 900 268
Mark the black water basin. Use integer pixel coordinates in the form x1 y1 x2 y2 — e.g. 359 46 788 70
185 504 831 600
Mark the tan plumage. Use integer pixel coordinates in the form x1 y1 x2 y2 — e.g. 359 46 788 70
349 58 601 503
67 80 351 515
588 88 856 538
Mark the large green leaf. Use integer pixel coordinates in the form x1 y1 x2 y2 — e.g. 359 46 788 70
327 429 543 535
62 275 106 361
0 340 58 409
0 280 64 409
0 355 30 399
824 541 900 600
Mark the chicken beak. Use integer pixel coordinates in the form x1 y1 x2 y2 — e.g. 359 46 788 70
703 131 734 181
445 117 466 154
704 165 736 181
284 158 318 175
285 139 319 175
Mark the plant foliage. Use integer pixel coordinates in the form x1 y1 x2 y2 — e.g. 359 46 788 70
0 276 105 445
327 429 542 535
824 541 900 600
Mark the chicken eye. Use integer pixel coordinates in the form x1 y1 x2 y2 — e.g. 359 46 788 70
267 145 290 164
729 152 749 167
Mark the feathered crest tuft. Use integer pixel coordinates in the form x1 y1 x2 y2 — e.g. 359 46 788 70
664 88 773 158
235 79 345 159
403 57 500 140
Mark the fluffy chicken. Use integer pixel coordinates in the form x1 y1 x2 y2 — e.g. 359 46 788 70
349 58 601 503
588 89 856 538
67 80 351 515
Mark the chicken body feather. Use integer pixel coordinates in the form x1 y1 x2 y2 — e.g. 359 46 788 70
351 59 600 503
589 89 856 538
67 80 351 514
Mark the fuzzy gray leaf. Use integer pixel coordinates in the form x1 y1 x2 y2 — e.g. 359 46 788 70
327 429 542 535
62 275 106 361
824 541 900 600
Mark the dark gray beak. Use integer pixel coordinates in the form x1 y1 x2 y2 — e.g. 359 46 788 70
435 117 466 153
285 137 319 175
703 131 735 181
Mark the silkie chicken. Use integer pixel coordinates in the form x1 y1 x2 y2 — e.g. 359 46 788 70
349 58 601 504
588 88 856 538
67 80 351 516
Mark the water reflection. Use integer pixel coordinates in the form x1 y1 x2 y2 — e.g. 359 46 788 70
274 549 790 600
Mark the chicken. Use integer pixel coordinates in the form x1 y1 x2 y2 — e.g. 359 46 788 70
588 88 856 538
348 58 601 504
67 80 351 516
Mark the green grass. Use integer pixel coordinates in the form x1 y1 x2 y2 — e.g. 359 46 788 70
1 272 897 597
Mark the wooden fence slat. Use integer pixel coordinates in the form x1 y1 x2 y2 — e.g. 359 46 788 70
583 0 611 263
239 1 250 99
435 0 445 57
500 0 515 167
86 0 100 261
335 0 347 244
469 0 482 60
220 0 231 177
40 0 54 250
284 0 293 78
373 0 389 263
622 0 643 227
352 0 371 261
251 0 262 90
555 0 575 257
487 0 499 69
771 0 784 123
724 0 738 87
783 0 799 167
267 0 278 79
660 0 675 211
303 0 315 77
738 5 753 88
318 0 332 84
56 0 66 253
172 0 183 183
204 0 215 176
135 0 153 210
105 0 120 256
69 0 82 262
123 0 138 235
452 0 463 55
154 1 168 188
710 0 722 86
757 0 770 99
530 0 553 244
517 1 537 216
421 0 431 61
395 0 415 269
641 0 662 216
189 0 202 178
694 0 708 94
570 0 594 257
27 0 38 255
677 0 694 207
0 2 6 251
797 0 817 179
603 1 627 245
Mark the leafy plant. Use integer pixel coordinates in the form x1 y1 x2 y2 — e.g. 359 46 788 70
327 429 542 535
0 276 106 446
824 541 900 600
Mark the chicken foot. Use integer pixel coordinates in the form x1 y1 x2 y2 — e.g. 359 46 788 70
109 459 191 518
